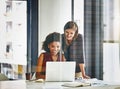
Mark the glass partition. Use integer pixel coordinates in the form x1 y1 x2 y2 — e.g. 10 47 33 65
0 0 27 79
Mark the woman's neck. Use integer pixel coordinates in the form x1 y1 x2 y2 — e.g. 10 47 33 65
51 54 58 61
67 40 72 45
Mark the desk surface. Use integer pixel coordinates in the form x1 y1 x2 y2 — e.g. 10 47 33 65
0 79 120 89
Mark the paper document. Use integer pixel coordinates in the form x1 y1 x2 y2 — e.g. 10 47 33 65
62 82 91 87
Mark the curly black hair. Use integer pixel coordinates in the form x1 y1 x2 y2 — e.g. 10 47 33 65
42 32 61 52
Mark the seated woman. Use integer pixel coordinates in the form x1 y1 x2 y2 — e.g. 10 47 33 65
36 32 66 79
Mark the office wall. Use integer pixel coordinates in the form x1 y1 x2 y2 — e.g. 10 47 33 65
38 0 71 54
74 0 84 35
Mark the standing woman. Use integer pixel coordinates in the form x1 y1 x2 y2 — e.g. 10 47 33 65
62 21 90 79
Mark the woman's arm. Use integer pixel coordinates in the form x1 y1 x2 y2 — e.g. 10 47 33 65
79 64 90 79
36 53 44 72
36 53 45 79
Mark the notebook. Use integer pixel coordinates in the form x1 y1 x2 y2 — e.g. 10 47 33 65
45 61 76 82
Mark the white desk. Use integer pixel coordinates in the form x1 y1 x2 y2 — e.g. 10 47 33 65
0 80 26 89
0 79 120 89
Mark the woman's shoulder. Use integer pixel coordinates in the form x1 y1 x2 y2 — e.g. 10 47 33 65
38 52 51 61
39 52 49 57
76 34 83 40
39 52 45 56
77 34 82 37
40 52 50 56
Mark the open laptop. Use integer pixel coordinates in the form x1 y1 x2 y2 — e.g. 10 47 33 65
45 61 76 82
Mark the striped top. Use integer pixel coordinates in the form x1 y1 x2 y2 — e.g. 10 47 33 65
62 34 84 73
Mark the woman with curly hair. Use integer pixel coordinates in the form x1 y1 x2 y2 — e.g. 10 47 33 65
36 32 66 79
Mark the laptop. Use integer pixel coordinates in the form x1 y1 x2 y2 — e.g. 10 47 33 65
45 61 76 82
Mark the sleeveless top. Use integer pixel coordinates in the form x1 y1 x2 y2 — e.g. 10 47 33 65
41 52 64 76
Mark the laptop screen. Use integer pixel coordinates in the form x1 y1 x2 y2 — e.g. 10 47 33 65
45 61 76 82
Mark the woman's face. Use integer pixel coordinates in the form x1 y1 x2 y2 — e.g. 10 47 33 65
48 41 61 55
65 29 76 41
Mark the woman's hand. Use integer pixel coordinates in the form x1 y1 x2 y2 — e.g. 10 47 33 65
83 75 90 79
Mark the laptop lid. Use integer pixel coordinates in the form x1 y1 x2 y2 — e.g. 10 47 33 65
45 61 76 82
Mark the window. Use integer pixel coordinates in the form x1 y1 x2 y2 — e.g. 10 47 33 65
103 0 120 82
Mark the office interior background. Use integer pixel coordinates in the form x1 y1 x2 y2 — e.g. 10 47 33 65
0 0 120 82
